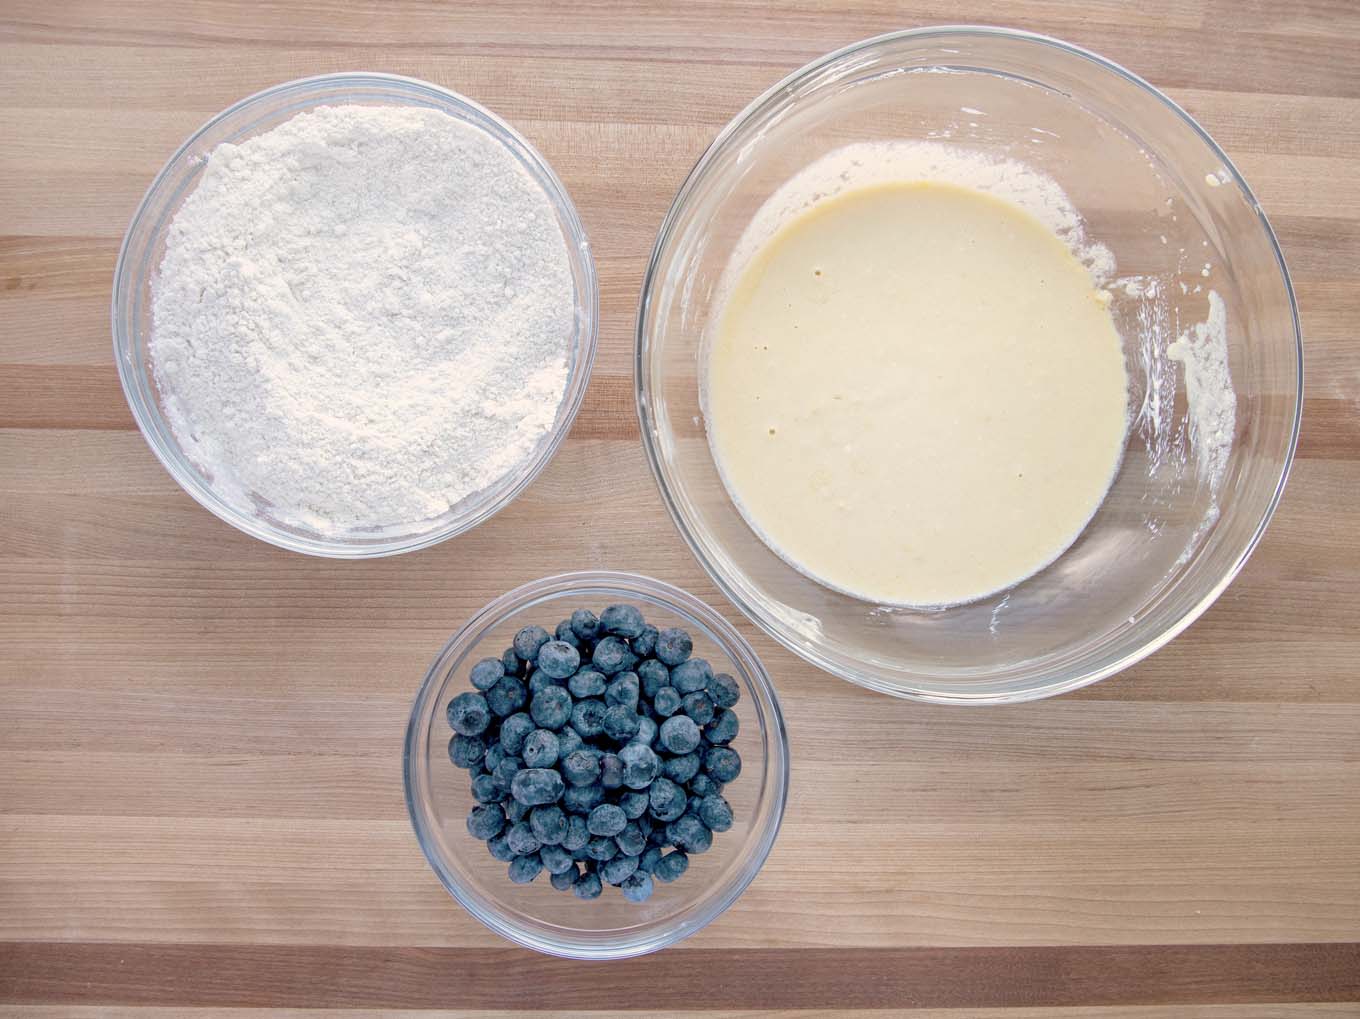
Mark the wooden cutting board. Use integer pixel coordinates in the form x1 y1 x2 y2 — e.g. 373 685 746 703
2 1 1357 1013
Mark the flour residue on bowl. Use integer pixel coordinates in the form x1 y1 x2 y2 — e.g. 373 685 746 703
1168 289 1235 495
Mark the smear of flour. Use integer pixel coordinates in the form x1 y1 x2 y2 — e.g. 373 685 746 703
1168 290 1235 495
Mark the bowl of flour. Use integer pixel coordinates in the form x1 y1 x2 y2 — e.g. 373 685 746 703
113 73 597 556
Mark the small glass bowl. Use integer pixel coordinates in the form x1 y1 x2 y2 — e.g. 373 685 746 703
403 571 789 959
636 28 1302 704
112 73 597 557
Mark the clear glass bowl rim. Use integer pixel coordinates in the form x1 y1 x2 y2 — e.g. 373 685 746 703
112 71 599 558
402 569 791 959
634 25 1304 706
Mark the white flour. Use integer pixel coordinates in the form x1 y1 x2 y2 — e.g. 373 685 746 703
151 104 574 535
1168 289 1236 495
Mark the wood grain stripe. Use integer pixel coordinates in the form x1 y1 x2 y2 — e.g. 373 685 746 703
1 943 1357 1008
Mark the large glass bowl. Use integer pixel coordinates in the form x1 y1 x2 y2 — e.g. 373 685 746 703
113 73 597 557
403 571 789 959
637 28 1302 704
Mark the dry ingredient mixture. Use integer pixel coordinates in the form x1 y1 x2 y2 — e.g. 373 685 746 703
152 104 574 536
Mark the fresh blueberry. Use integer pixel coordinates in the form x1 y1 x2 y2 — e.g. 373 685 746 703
605 672 640 711
620 870 654 902
615 821 647 857
600 604 645 639
663 751 701 784
705 746 742 783
653 849 689 882
681 690 715 726
486 676 527 717
638 845 663 874
647 826 669 846
570 608 600 641
557 726 584 757
698 795 733 832
562 814 590 851
550 862 579 890
562 748 602 787
469 657 505 691
585 836 619 862
506 796 529 823
666 813 712 854
487 832 516 862
571 845 591 862
637 659 670 698
538 843 574 876
619 742 661 789
513 625 552 662
510 767 564 806
603 703 640 742
447 733 485 769
707 672 741 708
522 728 560 768
632 624 659 658
492 757 521 794
537 640 580 680
530 805 568 845
599 753 624 789
563 782 604 815
648 777 687 822
508 853 543 884
466 803 505 841
659 715 701 755
498 712 535 755
600 853 639 885
527 670 558 696
587 803 627 837
569 698 607 738
553 619 581 648
567 669 607 699
670 658 712 694
530 686 572 730
655 627 693 666
687 772 721 798
635 813 654 839
573 870 603 899
446 692 491 736
483 741 505 773
705 707 739 745
505 821 541 856
619 790 649 820
653 686 681 717
633 716 658 747
501 647 523 677
592 636 635 675
471 773 501 803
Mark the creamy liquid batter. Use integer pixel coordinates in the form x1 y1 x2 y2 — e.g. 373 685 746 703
706 181 1129 607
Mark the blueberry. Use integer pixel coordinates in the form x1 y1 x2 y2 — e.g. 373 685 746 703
605 672 640 711
492 757 521 794
654 849 689 882
567 669 607 699
446 692 491 736
562 748 602 787
510 767 564 806
527 670 558 696
648 777 687 822
587 803 627 837
506 797 529 823
600 853 639 885
599 753 624 789
592 636 635 675
586 836 619 862
570 608 600 641
655 627 693 666
619 742 661 789
687 794 705 817
484 741 505 773
466 803 505 841
633 716 658 747
615 821 647 857
705 746 742 783
705 707 739 746
659 715 701 755
600 604 645 639
486 676 526 717
530 804 568 845
663 751 701 784
513 625 551 662
647 826 669 846
562 814 590 851
570 698 607 738
603 703 640 742
522 728 560 768
666 813 712 854
638 845 663 874
471 773 501 803
557 726 584 757
632 624 659 658
707 672 740 708
670 658 712 694
635 813 654 839
539 842 574 875
554 619 581 648
508 853 543 884
563 782 604 815
573 870 603 899
698 794 733 832
687 773 722 798
447 733 485 769
530 686 572 730
501 647 523 677
637 659 670 698
506 821 541 856
681 690 715 726
620 870 654 902
619 790 649 820
571 845 591 862
653 686 681 717
469 657 505 691
537 640 580 680
498 712 535 755
487 832 516 862
550 862 579 890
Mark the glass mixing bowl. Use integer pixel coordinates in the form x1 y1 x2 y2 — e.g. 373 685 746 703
403 571 789 958
113 73 597 557
636 28 1302 704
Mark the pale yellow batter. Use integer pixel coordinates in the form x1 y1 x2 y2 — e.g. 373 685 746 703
705 181 1129 607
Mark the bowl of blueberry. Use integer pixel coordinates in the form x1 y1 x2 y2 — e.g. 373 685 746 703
404 570 789 959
